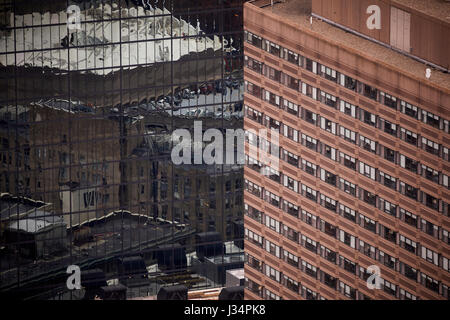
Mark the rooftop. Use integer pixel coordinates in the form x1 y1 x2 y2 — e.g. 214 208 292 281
392 0 450 23
247 0 450 93
0 193 50 222
7 218 65 233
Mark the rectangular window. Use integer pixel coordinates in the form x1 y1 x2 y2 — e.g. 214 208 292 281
339 230 356 248
264 190 280 207
245 228 263 247
421 110 440 129
381 278 397 296
400 154 418 173
359 240 376 259
283 174 299 193
360 109 377 126
383 146 396 163
421 218 439 238
380 197 397 216
399 235 417 254
320 91 337 108
381 118 397 136
400 100 418 119
400 128 417 146
302 184 317 202
244 56 263 73
421 273 439 293
320 64 338 82
301 159 317 176
301 133 318 151
359 214 376 233
320 168 337 186
379 224 397 243
302 260 318 278
282 149 299 167
283 249 299 268
320 245 337 263
265 115 280 131
339 74 357 91
401 262 418 281
423 192 439 211
283 48 299 65
361 83 378 100
421 136 439 156
303 108 318 125
283 225 299 243
301 209 318 227
379 250 396 269
379 171 397 190
283 200 299 218
264 215 281 233
421 164 439 183
302 235 318 253
360 135 376 153
359 161 376 180
265 239 281 258
320 194 337 212
340 178 356 196
283 99 299 116
323 144 337 161
400 181 418 200
421 246 439 266
380 91 398 109
245 31 263 48
245 105 263 123
341 256 357 275
340 152 356 170
264 264 281 282
339 100 357 117
320 117 337 134
283 124 299 142
305 58 317 74
340 204 356 222
361 188 377 206
339 126 357 144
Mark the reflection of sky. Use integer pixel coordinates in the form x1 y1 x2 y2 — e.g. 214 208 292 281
0 4 223 74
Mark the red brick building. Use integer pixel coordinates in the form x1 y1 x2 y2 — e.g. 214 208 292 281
243 0 449 300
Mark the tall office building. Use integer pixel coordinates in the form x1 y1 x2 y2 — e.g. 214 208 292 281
243 0 449 300
0 0 244 299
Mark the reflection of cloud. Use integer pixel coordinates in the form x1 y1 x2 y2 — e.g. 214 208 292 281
0 3 222 75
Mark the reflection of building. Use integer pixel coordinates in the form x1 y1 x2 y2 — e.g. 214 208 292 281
0 193 51 238
0 0 244 299
5 212 67 259
244 0 449 300
0 100 122 225
127 115 244 241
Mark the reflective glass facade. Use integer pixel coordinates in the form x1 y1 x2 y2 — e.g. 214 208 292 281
0 0 244 300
